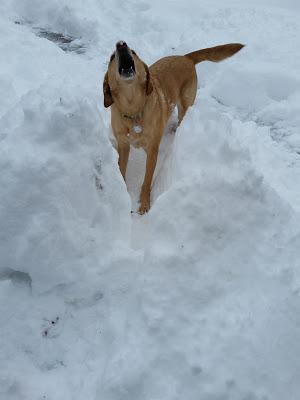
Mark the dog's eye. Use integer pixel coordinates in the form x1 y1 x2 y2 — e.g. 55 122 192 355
110 52 116 62
131 50 136 55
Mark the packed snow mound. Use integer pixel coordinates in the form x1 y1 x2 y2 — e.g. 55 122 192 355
0 83 131 292
128 108 300 400
1 1 300 400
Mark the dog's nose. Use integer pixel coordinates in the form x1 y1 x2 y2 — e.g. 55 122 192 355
116 41 127 50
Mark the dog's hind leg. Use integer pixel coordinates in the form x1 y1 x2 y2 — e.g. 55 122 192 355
177 74 197 125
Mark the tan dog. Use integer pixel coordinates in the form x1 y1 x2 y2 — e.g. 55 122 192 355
103 41 244 214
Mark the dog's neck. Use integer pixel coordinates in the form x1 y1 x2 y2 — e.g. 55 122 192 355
121 112 143 122
114 80 147 119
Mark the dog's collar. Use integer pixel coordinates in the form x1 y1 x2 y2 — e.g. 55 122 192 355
121 112 143 122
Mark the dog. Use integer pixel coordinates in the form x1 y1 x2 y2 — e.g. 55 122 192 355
103 41 244 214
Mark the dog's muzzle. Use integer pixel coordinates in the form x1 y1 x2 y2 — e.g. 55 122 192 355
116 41 135 79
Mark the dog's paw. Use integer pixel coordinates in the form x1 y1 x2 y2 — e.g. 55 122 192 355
138 201 150 215
138 194 151 214
138 188 151 215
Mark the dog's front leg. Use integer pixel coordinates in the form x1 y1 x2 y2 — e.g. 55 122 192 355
138 144 159 214
118 142 130 181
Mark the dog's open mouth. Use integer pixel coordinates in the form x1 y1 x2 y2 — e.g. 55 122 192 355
116 41 136 79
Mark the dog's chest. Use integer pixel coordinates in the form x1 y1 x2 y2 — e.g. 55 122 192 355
124 123 146 148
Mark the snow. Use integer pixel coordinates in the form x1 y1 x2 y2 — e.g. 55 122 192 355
0 0 300 399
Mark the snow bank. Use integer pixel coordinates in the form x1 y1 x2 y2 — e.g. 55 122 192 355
0 16 132 399
0 83 131 292
122 105 300 400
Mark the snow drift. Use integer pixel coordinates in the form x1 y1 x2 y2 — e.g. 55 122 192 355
0 1 300 399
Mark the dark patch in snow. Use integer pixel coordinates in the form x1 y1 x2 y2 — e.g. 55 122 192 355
65 291 104 309
94 158 103 191
191 365 202 375
0 268 32 289
95 175 103 190
211 95 227 107
34 28 87 54
42 316 60 338
14 20 87 54
41 359 65 370
37 30 73 44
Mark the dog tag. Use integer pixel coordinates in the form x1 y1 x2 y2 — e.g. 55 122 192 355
133 125 142 134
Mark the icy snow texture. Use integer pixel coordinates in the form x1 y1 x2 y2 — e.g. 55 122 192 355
0 1 300 400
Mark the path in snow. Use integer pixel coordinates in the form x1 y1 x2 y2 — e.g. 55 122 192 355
127 114 178 249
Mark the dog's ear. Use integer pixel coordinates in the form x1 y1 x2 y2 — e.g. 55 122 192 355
103 71 113 108
143 63 153 96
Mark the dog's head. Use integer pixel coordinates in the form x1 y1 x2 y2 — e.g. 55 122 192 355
103 41 153 108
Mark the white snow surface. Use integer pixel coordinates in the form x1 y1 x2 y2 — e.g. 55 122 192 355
1 1 300 399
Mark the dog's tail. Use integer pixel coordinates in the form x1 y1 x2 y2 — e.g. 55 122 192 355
185 43 244 65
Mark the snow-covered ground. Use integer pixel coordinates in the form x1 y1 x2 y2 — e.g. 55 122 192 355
1 1 300 399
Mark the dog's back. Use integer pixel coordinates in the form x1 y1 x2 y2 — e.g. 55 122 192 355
149 43 244 124
150 56 196 107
